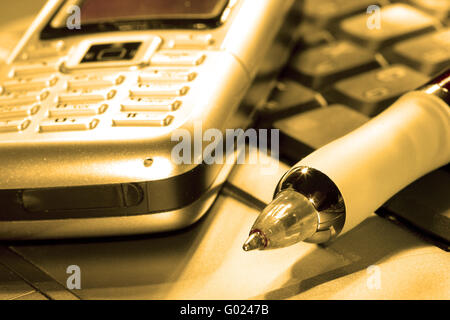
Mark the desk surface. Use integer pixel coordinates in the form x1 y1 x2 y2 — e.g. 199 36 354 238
1 156 449 300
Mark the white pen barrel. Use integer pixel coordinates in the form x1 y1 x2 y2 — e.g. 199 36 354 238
298 91 450 234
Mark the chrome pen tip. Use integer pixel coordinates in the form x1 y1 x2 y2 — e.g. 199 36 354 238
242 231 266 252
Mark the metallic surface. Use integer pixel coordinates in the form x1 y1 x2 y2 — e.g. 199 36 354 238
0 0 297 238
275 166 346 243
0 143 236 240
421 68 450 104
242 231 266 251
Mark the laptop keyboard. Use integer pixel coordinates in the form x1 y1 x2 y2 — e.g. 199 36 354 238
254 1 450 248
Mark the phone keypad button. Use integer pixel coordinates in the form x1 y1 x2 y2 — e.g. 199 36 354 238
38 117 100 132
0 104 40 120
47 103 108 118
9 62 60 78
112 113 174 127
0 119 31 133
121 100 181 112
130 86 189 98
151 52 206 66
138 71 197 83
1 76 57 94
168 35 214 49
55 90 116 104
65 76 124 91
0 95 38 107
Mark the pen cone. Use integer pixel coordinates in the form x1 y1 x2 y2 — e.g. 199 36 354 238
247 189 319 249
243 231 266 251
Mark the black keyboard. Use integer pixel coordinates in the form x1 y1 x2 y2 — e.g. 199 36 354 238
254 1 450 249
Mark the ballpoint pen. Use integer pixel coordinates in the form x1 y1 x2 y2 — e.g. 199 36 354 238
243 68 450 251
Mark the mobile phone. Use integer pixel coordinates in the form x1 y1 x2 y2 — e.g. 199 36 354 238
0 0 298 239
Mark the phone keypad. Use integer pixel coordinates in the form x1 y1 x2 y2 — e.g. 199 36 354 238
1 32 214 134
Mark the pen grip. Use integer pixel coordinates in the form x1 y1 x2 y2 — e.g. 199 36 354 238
298 91 450 234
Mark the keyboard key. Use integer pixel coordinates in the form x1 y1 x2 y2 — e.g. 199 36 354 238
227 148 291 205
381 169 450 245
39 117 100 132
293 23 334 49
339 4 438 50
258 80 320 121
274 105 369 161
324 65 429 116
386 29 450 75
303 0 379 26
288 41 379 89
112 113 174 127
406 0 450 20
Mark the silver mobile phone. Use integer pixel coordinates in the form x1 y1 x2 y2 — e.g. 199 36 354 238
0 0 297 239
